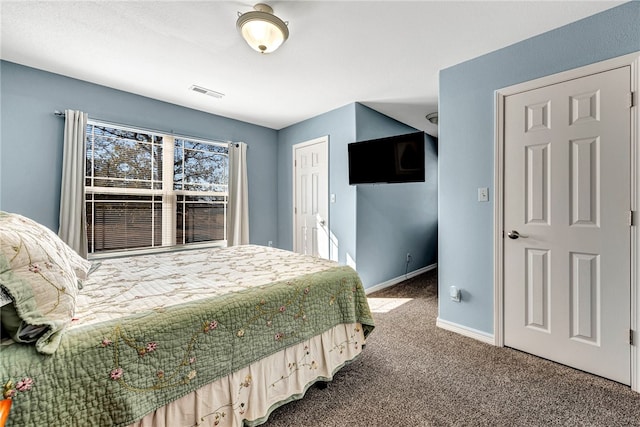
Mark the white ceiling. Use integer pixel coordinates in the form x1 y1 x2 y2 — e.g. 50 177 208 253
0 1 624 136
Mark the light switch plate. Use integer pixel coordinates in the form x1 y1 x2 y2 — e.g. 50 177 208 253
478 187 489 202
449 286 461 302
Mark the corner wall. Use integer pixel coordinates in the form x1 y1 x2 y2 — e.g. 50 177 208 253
354 104 437 287
277 104 358 266
278 103 438 289
438 1 640 334
0 61 279 246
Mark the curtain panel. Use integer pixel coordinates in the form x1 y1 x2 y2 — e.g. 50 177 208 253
227 142 249 246
58 110 88 258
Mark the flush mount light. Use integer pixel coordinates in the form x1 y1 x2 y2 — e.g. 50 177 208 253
425 112 438 125
237 3 289 54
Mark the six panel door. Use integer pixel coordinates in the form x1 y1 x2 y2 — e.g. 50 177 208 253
503 66 631 384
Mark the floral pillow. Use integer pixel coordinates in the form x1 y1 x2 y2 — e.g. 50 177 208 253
0 212 84 354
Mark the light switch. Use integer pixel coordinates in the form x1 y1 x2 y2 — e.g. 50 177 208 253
330 193 336 203
478 187 489 202
449 286 461 302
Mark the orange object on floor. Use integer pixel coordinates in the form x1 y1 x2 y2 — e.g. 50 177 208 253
0 399 11 427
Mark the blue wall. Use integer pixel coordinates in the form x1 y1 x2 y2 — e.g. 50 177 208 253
438 2 640 334
354 104 437 287
277 104 357 265
0 61 279 247
1 61 437 290
278 103 438 288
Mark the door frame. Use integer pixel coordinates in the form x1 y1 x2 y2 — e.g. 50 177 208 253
493 52 640 390
292 136 329 255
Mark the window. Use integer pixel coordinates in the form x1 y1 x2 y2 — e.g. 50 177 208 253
85 122 228 255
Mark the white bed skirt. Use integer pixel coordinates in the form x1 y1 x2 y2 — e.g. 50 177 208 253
129 322 365 427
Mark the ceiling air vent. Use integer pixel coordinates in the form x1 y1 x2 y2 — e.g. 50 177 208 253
189 85 224 99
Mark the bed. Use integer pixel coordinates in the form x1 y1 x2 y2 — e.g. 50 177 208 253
0 212 374 426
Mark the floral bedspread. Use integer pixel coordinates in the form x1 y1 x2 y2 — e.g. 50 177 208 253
0 245 374 426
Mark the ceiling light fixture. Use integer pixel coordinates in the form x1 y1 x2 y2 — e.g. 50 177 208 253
237 3 289 54
426 112 438 125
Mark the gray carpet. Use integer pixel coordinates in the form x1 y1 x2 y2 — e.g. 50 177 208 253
264 269 640 426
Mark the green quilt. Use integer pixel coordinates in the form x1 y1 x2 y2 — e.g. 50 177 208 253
0 264 374 426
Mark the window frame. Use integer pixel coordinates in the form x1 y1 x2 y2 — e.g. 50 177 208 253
85 120 230 258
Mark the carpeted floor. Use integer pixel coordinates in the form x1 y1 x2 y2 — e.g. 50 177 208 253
264 268 640 426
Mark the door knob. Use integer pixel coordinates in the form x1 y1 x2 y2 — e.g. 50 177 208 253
319 219 326 226
507 230 527 239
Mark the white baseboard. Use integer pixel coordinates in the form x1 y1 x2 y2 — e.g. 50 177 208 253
436 318 495 345
365 263 437 295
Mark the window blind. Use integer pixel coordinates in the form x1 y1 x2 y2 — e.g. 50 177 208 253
85 122 229 254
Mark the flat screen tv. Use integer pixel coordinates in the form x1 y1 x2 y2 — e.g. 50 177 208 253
348 131 425 185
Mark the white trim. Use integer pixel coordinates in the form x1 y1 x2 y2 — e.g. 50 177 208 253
88 240 227 260
436 318 495 345
494 51 640 391
87 118 230 148
365 263 437 295
86 186 227 197
495 52 640 97
292 136 329 254
631 55 640 393
493 89 505 347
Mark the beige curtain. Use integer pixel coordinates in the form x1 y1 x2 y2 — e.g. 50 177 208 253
58 110 88 257
227 142 249 246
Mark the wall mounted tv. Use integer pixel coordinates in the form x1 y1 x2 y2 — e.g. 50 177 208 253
348 131 425 185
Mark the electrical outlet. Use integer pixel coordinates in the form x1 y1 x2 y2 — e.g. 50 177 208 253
406 253 412 263
268 241 273 247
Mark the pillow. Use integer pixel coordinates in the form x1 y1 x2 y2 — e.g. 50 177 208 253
1 303 48 343
0 287 11 308
48 224 92 282
0 211 81 354
77 261 101 290
67 248 92 282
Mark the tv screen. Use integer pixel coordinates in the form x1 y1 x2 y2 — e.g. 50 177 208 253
348 131 425 185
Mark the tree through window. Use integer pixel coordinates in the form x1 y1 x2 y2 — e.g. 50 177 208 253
85 123 228 254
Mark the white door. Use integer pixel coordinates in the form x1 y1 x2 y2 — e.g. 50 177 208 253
504 66 631 384
293 137 329 258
